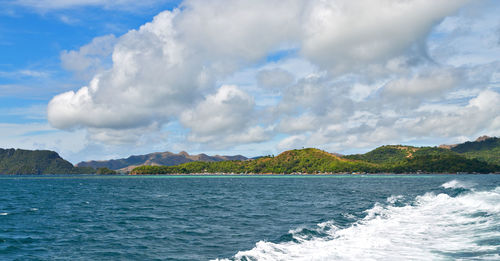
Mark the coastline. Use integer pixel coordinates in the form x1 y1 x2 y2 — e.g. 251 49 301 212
1 172 498 178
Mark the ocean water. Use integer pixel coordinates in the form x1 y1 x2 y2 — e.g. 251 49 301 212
0 175 499 260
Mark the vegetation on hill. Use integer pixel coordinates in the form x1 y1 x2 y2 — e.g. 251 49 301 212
344 145 416 164
132 148 377 174
346 146 498 173
449 137 500 166
131 147 500 174
96 167 117 175
0 149 94 174
3 136 499 175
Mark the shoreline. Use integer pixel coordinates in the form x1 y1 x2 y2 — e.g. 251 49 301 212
1 172 498 177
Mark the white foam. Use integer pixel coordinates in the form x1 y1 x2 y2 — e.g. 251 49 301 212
0 212 8 216
441 179 475 189
216 185 500 261
386 195 404 204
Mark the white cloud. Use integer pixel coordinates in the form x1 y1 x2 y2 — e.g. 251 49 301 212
61 34 117 80
277 134 308 151
180 85 254 136
277 113 318 133
379 68 460 109
47 0 499 154
257 68 295 90
180 85 269 146
383 69 457 97
87 122 166 145
301 0 472 73
428 1 500 66
49 10 204 131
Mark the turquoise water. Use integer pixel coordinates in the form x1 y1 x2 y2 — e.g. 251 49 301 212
0 174 499 260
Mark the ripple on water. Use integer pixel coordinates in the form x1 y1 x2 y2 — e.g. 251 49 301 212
0 175 499 260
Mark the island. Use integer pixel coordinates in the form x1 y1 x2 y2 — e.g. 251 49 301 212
1 136 499 175
0 148 95 174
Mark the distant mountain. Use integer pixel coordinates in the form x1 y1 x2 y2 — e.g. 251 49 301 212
0 148 94 174
131 146 499 174
440 136 500 166
77 151 248 172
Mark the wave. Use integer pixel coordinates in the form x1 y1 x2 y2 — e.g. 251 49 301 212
441 179 476 190
217 184 500 261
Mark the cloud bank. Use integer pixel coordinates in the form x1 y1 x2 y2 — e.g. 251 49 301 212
48 0 500 153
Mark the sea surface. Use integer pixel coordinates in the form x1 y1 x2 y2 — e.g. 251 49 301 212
0 174 499 260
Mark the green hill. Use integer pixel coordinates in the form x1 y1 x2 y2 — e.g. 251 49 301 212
343 145 417 164
346 146 498 173
239 148 377 173
448 137 500 166
5 136 498 175
0 148 94 174
132 148 377 174
131 147 499 174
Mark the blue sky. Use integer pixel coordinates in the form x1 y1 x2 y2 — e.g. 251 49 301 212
1 0 499 163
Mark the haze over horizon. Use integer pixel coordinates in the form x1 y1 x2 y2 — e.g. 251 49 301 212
1 0 499 164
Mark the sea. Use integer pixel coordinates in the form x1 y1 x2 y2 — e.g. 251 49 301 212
0 174 499 260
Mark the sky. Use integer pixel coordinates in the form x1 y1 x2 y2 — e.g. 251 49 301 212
0 0 499 164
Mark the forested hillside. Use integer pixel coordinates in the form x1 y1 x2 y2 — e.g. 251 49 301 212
0 149 94 174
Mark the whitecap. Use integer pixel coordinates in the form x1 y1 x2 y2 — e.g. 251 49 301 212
441 179 475 189
0 212 8 216
341 213 357 220
387 195 404 204
217 186 500 261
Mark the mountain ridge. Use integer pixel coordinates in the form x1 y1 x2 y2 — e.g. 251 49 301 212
1 135 499 175
131 137 500 174
76 151 248 171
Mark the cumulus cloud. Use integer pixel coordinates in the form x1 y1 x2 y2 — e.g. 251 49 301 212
48 0 498 152
277 113 318 133
61 34 117 80
87 122 166 145
380 68 460 109
402 90 500 137
277 134 307 151
383 69 457 97
257 68 295 90
180 85 254 136
180 85 269 146
301 0 472 73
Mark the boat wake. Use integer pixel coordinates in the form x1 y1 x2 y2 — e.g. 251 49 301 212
217 181 500 260
441 179 476 189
